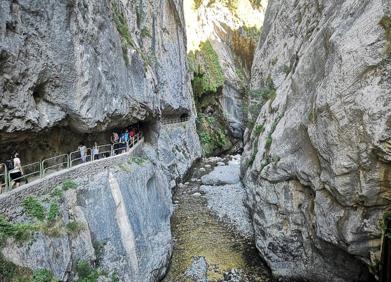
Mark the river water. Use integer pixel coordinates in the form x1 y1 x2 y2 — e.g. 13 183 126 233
163 157 271 282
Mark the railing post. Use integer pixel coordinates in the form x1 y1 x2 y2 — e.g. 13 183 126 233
4 165 8 192
40 161 43 178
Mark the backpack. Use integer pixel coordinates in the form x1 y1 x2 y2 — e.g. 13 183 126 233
5 159 14 171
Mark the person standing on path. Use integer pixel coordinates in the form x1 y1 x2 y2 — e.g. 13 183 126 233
10 153 23 188
92 142 100 160
78 143 87 163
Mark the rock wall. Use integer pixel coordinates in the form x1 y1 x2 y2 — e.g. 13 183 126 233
242 0 391 281
0 0 202 281
1 157 172 281
184 0 267 141
0 0 192 140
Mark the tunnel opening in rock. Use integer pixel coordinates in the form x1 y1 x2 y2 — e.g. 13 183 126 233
0 120 148 167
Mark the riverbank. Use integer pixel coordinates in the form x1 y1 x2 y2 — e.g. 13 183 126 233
163 155 271 281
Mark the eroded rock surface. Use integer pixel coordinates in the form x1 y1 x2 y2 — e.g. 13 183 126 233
242 0 391 281
0 0 192 140
1 158 172 281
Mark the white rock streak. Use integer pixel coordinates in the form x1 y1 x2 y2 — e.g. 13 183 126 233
108 172 139 278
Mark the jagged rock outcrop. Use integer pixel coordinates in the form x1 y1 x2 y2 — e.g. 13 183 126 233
242 0 391 281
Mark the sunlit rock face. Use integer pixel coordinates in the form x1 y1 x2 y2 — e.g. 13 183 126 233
184 0 267 139
242 0 391 281
0 0 192 136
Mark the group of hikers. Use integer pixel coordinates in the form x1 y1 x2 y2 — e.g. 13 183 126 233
75 127 140 163
1 126 141 191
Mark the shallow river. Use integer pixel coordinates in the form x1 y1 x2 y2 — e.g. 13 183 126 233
163 157 271 282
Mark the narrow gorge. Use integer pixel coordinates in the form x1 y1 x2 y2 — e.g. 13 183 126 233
0 0 390 282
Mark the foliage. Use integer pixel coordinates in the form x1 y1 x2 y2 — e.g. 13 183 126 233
0 215 37 245
231 26 261 70
62 180 77 190
140 27 151 38
196 114 232 156
248 0 264 9
32 269 56 282
0 253 17 281
112 1 134 64
47 202 59 223
23 197 45 221
246 77 276 129
265 136 272 150
193 0 203 9
111 272 119 282
50 187 63 199
0 252 32 282
281 64 291 75
75 261 100 282
66 221 84 235
93 241 106 265
131 157 146 166
379 16 391 54
254 124 264 135
189 40 225 98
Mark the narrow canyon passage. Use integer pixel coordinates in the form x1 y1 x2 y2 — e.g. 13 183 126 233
163 156 271 281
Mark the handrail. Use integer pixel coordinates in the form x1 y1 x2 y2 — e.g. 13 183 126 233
0 132 144 194
92 144 112 160
42 154 69 177
0 164 8 193
8 162 41 188
162 116 190 125
70 148 92 167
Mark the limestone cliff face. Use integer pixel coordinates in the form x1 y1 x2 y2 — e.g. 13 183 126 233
184 0 266 141
242 0 391 281
0 0 202 281
0 158 173 281
0 0 191 136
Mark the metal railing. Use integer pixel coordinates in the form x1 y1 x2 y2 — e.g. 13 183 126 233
92 144 112 160
9 162 41 187
42 154 69 177
162 116 190 125
0 164 8 193
1 132 143 193
70 148 92 167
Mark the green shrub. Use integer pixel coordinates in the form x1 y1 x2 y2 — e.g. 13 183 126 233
254 124 264 135
265 136 272 150
47 203 59 223
50 187 63 199
32 269 56 282
189 40 225 98
0 253 17 280
141 27 151 38
112 1 134 64
62 180 77 190
23 197 45 221
111 272 119 282
66 221 84 234
75 261 100 282
282 64 291 75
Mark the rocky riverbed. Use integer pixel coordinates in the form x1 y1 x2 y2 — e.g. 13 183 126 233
163 155 271 282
